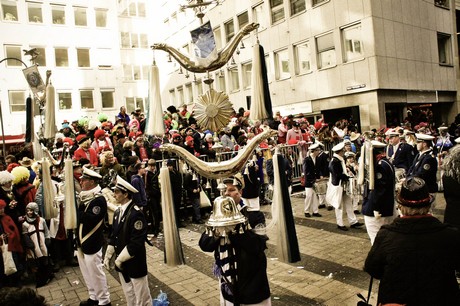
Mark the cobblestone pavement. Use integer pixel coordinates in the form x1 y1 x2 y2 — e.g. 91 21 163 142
33 192 447 306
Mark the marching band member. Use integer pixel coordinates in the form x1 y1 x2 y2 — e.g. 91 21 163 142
303 143 322 218
345 151 360 214
386 129 415 185
315 141 330 210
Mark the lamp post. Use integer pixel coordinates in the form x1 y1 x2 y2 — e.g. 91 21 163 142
0 57 28 157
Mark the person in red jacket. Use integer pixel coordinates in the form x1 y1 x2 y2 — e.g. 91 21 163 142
74 135 99 167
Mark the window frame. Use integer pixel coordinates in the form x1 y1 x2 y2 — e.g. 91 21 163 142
80 89 94 109
312 0 329 7
224 19 235 43
9 90 26 112
316 32 336 69
101 89 115 109
51 4 66 25
73 6 87 27
76 48 91 68
95 8 108 28
30 46 46 67
55 47 69 67
237 11 249 29
228 66 240 92
434 0 449 9
5 45 23 67
341 23 364 63
252 2 267 31
242 61 252 89
294 41 311 75
270 0 285 24
437 32 453 66
274 48 291 80
290 0 306 16
27 1 43 24
57 91 72 110
1 0 19 22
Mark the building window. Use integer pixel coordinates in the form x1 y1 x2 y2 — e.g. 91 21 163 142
5 45 22 67
30 46 46 66
435 0 449 8
213 27 222 50
275 49 290 80
121 32 130 48
242 61 252 89
138 1 146 17
139 34 148 49
131 33 139 48
168 89 175 105
270 0 285 24
133 65 141 80
177 87 184 105
74 7 87 26
238 11 249 29
229 67 240 91
290 0 305 15
123 64 132 81
51 5 65 25
9 91 26 112
225 19 235 42
80 90 94 109
129 1 145 17
294 41 311 75
185 83 193 103
126 97 144 113
1 1 18 21
316 32 336 69
253 3 267 30
77 48 90 67
265 54 272 81
218 72 226 92
95 9 107 27
437 32 452 65
27 2 43 23
312 0 328 6
342 23 363 62
58 92 72 110
142 65 149 80
101 90 114 108
55 48 69 67
196 79 203 95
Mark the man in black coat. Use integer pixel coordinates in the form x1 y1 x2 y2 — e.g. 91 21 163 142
302 143 322 218
386 129 415 182
365 177 460 305
76 168 111 306
145 159 162 235
315 141 330 209
104 176 151 306
407 133 438 194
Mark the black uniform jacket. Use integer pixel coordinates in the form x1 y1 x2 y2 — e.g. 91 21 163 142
407 149 438 193
110 201 148 278
78 195 107 254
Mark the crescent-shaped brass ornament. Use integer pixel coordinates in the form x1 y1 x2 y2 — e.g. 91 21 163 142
151 23 259 73
194 89 234 132
160 128 276 179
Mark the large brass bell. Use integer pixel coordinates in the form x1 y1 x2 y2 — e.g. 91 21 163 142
207 195 246 228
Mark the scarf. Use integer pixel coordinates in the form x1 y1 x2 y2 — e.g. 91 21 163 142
79 185 102 205
333 153 348 175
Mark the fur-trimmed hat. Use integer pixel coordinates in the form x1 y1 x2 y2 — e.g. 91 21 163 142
0 170 15 185
11 166 30 185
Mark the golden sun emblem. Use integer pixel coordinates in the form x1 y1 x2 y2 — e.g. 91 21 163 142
193 89 234 132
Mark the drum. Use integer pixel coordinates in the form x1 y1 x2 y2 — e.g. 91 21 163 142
346 177 359 196
313 178 328 195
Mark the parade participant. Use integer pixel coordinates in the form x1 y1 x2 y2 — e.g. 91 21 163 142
167 159 185 228
18 157 36 184
91 129 113 155
242 158 261 213
364 177 460 306
0 199 23 288
76 167 111 306
0 171 16 216
386 129 415 184
329 142 363 231
361 141 396 244
407 133 437 195
130 163 147 208
74 135 99 167
145 159 161 236
104 176 152 306
344 151 360 214
183 172 204 224
117 106 130 126
303 143 322 218
99 151 125 179
315 141 330 210
133 136 152 163
11 166 36 226
442 145 460 229
21 202 54 288
199 175 271 306
436 126 454 191
286 121 302 145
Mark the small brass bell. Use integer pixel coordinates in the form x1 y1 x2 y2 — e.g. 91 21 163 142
207 195 246 229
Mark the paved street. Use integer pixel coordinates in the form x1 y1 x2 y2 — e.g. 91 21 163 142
34 192 447 306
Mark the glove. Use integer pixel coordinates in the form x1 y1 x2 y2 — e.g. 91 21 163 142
114 247 134 270
373 211 382 220
103 245 115 270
